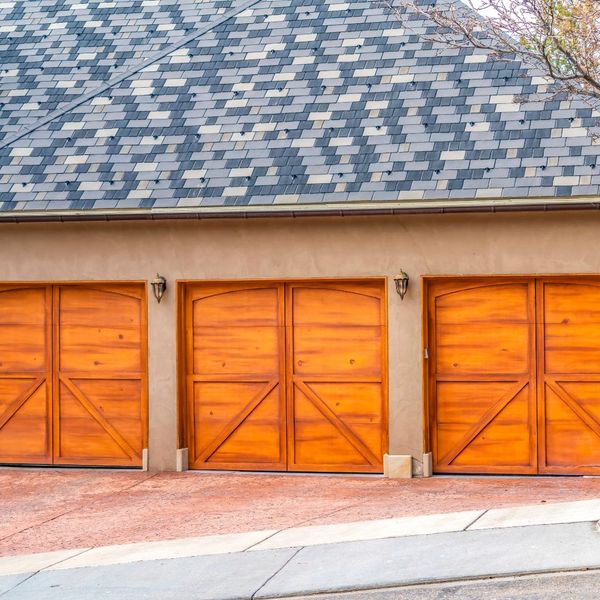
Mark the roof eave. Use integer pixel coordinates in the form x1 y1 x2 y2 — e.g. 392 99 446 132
1 196 600 223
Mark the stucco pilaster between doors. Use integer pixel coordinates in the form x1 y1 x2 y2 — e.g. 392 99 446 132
147 276 178 471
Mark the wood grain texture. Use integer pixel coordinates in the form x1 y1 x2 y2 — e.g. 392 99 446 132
185 282 287 471
182 279 387 473
0 286 52 464
427 278 537 474
0 283 146 468
539 279 600 474
53 285 146 467
287 281 386 473
427 275 600 475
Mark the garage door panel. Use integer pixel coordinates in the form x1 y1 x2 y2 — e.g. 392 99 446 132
0 288 48 374
287 282 386 473
0 326 47 373
0 381 49 462
449 386 532 467
543 283 600 323
542 381 600 471
291 287 383 326
191 381 284 467
429 279 536 474
307 383 383 423
436 383 534 471
54 285 145 467
539 279 600 474
193 288 281 327
292 326 382 377
57 288 142 373
305 383 383 458
186 283 286 471
55 381 131 464
435 283 530 323
69 378 143 448
0 286 52 464
436 381 521 425
435 323 530 375
193 326 280 376
291 386 372 468
207 385 284 465
544 322 600 373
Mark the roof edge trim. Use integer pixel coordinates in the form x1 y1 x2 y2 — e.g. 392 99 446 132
2 196 600 223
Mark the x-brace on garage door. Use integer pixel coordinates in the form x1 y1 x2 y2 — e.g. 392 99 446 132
0 283 147 467
427 276 600 475
182 280 388 473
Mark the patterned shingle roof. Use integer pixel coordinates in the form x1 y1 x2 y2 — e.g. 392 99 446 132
2 0 600 216
0 0 234 143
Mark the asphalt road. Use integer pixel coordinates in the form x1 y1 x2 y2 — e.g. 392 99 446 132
290 570 600 600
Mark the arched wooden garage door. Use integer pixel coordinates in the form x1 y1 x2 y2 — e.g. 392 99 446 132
0 283 147 467
183 280 387 473
427 276 600 475
286 282 386 473
539 279 600 474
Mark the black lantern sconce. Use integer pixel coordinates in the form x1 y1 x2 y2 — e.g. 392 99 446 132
151 274 167 303
393 270 409 300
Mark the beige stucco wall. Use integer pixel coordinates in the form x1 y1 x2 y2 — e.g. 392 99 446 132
2 209 599 472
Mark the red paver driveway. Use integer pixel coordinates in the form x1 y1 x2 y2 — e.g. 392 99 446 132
1 468 599 557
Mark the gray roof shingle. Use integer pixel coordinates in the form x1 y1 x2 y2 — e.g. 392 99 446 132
2 0 600 216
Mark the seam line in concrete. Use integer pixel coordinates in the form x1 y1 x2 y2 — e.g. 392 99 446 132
0 0 265 151
244 496 378 552
0 472 157 546
250 546 303 600
0 508 80 545
244 530 284 553
0 548 90 598
243 492 384 553
463 509 488 531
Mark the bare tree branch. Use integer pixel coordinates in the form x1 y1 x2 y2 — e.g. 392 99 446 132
379 0 600 105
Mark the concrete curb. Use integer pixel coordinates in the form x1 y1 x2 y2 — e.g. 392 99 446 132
2 498 600 577
1 521 600 599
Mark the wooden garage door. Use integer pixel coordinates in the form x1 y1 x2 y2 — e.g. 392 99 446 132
286 282 386 473
428 279 537 474
185 283 286 470
428 276 600 475
183 280 387 473
0 283 146 467
0 286 52 464
539 279 600 474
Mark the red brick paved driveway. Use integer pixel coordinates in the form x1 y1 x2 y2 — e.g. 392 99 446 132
1 469 599 557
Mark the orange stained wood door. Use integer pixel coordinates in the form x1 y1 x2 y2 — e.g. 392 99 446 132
0 286 52 464
183 280 387 473
53 284 147 467
428 279 537 474
286 281 386 473
185 283 287 470
538 279 600 474
0 283 146 467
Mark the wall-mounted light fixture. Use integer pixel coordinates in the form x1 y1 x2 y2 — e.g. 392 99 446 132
393 270 409 300
151 274 167 303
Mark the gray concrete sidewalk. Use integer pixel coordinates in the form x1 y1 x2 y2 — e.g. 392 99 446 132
1 521 600 599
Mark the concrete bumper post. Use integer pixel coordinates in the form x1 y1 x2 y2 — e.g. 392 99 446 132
383 454 413 478
176 448 189 472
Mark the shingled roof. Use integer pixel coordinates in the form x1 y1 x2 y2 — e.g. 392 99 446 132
2 0 600 219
